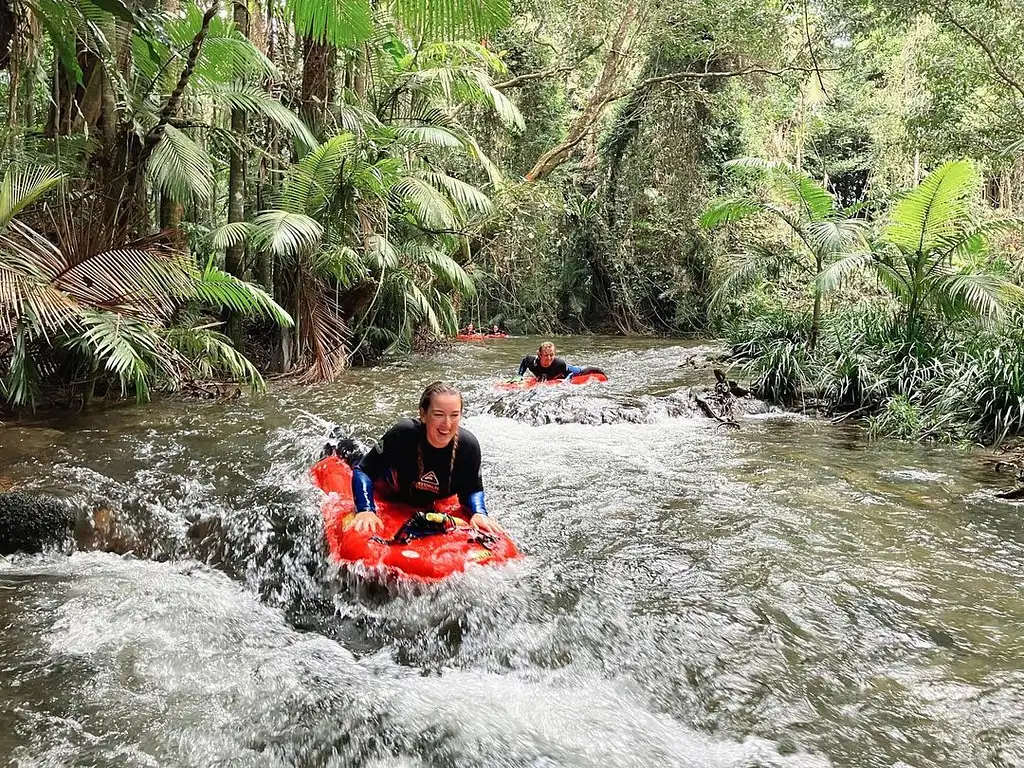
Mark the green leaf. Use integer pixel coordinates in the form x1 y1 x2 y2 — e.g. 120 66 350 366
83 0 133 23
280 134 357 214
211 221 258 251
288 0 374 48
699 197 762 228
163 326 265 390
196 260 294 327
0 166 64 231
425 171 492 215
392 176 457 229
148 125 215 202
206 83 317 151
885 160 979 257
393 0 510 41
251 210 324 256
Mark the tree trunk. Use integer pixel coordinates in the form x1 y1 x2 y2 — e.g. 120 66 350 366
352 46 366 100
524 0 639 182
810 286 821 351
224 0 250 351
302 36 335 134
160 194 188 253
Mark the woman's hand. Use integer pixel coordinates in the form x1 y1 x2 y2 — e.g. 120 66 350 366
348 510 383 535
470 514 504 534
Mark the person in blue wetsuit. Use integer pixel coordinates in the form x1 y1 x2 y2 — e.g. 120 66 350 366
517 341 605 381
347 381 504 536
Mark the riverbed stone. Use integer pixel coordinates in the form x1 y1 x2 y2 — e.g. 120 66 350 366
0 491 75 554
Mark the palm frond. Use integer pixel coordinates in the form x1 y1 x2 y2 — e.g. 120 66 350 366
365 233 400 272
886 160 979 257
392 176 457 229
460 132 502 186
195 260 294 327
425 171 492 215
395 124 465 149
806 219 869 256
163 326 265 389
205 84 317 151
403 243 474 295
816 251 875 293
3 221 193 323
148 125 215 203
724 157 792 174
470 70 524 129
722 157 835 223
393 0 510 42
773 170 835 223
699 197 762 228
210 221 258 251
931 270 1024 320
295 268 350 383
310 245 365 287
934 218 1024 265
399 273 442 335
288 0 374 47
0 166 64 230
65 310 167 401
871 258 912 302
0 262 81 341
279 134 357 214
196 36 277 83
3 325 40 407
251 210 325 257
709 246 771 309
336 98 382 133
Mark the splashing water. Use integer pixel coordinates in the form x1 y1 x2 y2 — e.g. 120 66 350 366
1 337 1021 766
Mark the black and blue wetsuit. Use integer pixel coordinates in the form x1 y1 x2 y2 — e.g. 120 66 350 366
351 418 488 518
517 355 582 381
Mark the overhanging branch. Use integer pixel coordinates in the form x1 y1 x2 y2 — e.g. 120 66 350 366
605 64 842 104
927 4 1024 101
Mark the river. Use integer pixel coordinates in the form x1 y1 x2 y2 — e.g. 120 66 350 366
1 336 1021 767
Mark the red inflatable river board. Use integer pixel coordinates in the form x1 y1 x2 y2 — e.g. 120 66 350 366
311 454 521 582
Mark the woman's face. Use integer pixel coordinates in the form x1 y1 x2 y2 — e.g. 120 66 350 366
420 392 462 448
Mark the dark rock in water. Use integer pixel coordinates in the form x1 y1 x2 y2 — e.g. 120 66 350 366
488 392 655 426
0 491 75 555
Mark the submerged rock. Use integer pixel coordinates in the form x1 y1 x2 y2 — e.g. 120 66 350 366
487 387 770 426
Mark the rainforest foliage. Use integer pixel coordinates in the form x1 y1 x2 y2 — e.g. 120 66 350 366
0 0 1022 442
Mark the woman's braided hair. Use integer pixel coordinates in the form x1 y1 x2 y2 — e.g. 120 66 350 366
417 381 463 495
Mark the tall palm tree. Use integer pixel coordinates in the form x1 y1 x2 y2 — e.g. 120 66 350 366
700 158 868 349
216 122 486 380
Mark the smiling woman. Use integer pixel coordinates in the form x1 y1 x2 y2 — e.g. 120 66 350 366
347 381 504 537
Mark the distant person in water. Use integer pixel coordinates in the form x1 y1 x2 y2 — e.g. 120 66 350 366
347 381 503 536
517 341 605 381
461 323 476 335
489 324 504 336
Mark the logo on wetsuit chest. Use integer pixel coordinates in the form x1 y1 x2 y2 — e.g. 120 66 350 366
414 471 441 493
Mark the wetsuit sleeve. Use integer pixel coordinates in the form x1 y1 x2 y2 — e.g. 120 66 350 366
565 364 582 378
517 356 530 377
466 490 488 516
352 467 376 513
353 422 402 513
